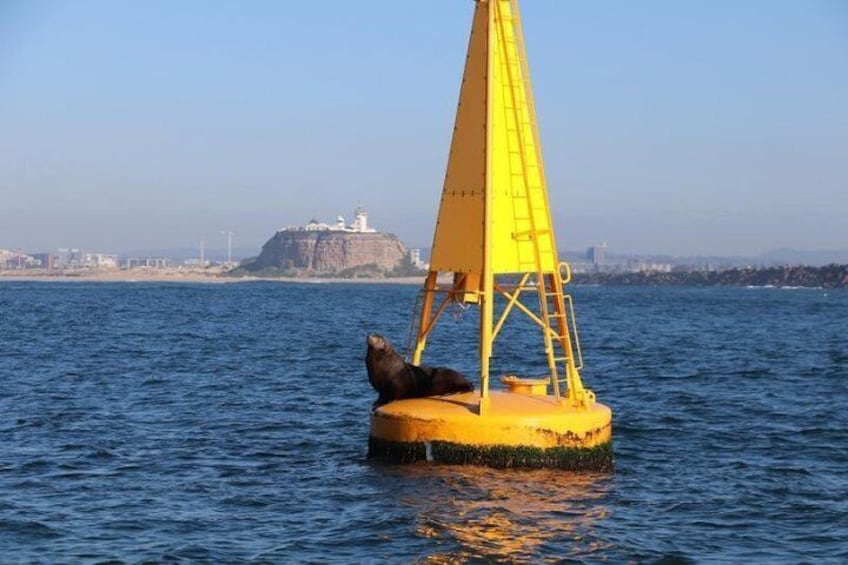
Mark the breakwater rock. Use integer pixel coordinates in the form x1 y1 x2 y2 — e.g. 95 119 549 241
242 231 406 276
573 264 848 289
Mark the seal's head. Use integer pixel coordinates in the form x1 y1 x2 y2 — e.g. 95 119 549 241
365 333 404 375
366 333 387 351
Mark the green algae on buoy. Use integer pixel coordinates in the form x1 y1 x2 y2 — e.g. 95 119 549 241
368 0 612 471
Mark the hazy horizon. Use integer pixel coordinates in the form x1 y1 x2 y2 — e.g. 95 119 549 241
2 1 846 256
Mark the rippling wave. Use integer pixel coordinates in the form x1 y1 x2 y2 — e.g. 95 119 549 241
0 282 845 562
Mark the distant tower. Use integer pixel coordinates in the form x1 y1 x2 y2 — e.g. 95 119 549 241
336 216 346 230
220 230 234 265
410 248 422 268
587 242 607 267
353 207 365 232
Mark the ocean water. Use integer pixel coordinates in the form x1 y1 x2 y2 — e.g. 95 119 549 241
1 281 846 563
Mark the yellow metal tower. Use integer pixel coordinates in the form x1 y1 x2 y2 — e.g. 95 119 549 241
369 0 612 470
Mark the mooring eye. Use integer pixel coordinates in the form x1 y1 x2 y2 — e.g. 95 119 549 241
559 261 572 285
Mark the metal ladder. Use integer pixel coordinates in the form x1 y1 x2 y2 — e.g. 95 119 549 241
405 288 425 361
494 0 593 407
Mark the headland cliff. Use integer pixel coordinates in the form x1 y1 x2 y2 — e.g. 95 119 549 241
240 230 407 277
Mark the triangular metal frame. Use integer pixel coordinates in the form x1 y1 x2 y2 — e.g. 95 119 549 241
412 0 595 415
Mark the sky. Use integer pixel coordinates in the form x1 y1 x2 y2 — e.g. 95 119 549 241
1 0 846 257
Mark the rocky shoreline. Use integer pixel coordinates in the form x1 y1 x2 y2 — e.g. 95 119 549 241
573 264 848 289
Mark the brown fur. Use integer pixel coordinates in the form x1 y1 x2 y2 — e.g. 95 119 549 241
365 333 474 409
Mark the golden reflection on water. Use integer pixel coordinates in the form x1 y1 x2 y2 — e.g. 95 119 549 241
393 465 612 563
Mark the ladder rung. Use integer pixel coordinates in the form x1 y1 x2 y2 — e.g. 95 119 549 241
513 229 550 238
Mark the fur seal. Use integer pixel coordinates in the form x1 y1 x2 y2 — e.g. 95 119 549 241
365 333 474 408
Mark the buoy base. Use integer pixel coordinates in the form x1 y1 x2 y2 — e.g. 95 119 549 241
368 436 613 470
368 391 613 471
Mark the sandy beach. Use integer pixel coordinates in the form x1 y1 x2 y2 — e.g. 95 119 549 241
0 268 428 285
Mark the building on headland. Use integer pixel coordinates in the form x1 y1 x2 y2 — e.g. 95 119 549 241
244 206 407 275
409 248 429 270
283 206 378 234
410 248 422 268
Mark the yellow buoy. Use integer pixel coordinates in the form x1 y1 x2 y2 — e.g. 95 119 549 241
368 0 613 470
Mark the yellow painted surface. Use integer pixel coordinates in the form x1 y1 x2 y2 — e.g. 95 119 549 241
371 392 612 449
489 0 555 275
430 0 555 276
500 375 549 395
411 0 604 419
429 1 488 274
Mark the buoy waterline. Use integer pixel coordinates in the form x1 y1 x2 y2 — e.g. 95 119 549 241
369 392 612 470
368 0 613 470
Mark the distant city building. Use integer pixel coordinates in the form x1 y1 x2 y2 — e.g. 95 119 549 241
87 253 118 269
51 248 118 269
626 259 674 273
586 242 607 267
126 257 168 269
0 249 40 269
0 248 118 270
183 258 211 268
31 253 53 269
55 248 82 267
283 206 379 234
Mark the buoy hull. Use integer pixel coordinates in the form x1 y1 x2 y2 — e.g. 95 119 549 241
368 391 613 471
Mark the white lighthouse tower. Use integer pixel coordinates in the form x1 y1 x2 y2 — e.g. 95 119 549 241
352 206 375 233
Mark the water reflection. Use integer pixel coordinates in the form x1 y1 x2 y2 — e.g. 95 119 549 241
381 464 612 563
